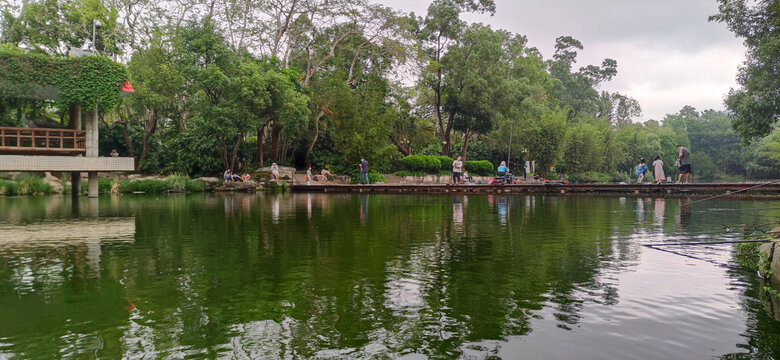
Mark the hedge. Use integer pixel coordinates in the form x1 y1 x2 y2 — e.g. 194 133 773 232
400 155 442 173
465 160 494 176
434 156 454 171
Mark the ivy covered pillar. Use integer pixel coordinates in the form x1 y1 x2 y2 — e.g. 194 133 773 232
69 102 82 197
86 106 98 198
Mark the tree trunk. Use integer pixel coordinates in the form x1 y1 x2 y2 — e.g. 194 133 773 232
229 134 243 172
270 122 282 161
257 128 265 168
305 110 324 166
138 109 158 173
461 130 471 162
218 136 229 170
257 119 270 168
389 135 411 156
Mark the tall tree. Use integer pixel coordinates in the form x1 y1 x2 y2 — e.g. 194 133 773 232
710 0 780 142
417 0 495 156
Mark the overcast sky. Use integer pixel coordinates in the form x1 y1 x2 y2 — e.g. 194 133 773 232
383 0 745 121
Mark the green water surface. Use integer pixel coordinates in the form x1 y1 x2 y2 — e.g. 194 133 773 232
0 193 779 359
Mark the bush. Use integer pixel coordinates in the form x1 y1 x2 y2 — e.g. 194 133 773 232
0 179 19 195
434 156 454 171
119 179 167 193
163 174 204 192
400 155 441 173
17 174 52 195
465 160 494 176
607 171 631 183
350 171 387 184
565 172 610 184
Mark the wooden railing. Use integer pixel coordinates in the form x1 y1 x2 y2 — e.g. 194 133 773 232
0 127 86 155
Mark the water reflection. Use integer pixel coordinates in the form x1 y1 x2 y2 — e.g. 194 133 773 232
0 194 778 359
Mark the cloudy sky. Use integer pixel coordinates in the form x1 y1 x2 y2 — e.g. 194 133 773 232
383 0 746 121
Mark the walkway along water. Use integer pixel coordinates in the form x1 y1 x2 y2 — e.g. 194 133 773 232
290 182 780 198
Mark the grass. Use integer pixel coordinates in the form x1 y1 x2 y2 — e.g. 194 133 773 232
0 175 52 195
80 175 205 194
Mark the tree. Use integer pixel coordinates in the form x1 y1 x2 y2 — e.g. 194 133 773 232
597 91 642 127
1 0 124 56
710 0 780 142
417 0 496 156
119 40 185 172
548 36 618 119
521 110 567 176
177 21 263 171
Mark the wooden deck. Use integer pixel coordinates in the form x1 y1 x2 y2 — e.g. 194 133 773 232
0 127 86 155
290 183 780 197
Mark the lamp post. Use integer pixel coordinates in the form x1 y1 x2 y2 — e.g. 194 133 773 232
87 18 102 198
92 19 102 52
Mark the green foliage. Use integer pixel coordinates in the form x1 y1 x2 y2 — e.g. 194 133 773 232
710 0 780 141
400 155 442 173
0 45 128 112
349 171 387 184
565 172 610 184
79 177 204 194
0 179 19 195
735 242 762 270
433 156 455 170
465 160 494 176
163 174 204 192
1 0 124 56
17 174 52 195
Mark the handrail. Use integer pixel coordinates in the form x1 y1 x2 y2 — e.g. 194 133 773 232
0 126 86 154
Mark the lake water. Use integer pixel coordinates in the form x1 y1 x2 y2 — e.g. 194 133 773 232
0 193 779 359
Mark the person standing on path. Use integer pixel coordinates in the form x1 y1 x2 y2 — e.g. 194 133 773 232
306 166 312 185
652 156 665 184
676 145 691 184
360 157 370 185
452 156 463 185
635 158 648 184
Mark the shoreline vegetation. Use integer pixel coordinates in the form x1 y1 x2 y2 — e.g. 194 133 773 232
0 166 760 197
1 1 778 187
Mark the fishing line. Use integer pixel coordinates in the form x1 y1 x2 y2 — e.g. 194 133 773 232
685 179 780 205
643 238 775 268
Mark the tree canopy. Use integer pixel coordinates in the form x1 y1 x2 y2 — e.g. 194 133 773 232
0 0 776 180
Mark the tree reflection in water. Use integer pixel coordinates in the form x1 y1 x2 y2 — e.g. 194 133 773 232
0 194 778 359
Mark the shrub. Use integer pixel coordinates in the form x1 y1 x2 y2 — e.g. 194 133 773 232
607 171 631 183
465 160 494 176
17 175 52 195
350 171 387 184
434 156 454 171
400 155 441 173
120 179 167 193
565 172 610 184
163 174 194 192
0 179 19 195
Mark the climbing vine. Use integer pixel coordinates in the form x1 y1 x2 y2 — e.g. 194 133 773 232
0 44 127 112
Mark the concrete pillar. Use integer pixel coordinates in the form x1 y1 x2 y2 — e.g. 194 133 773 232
88 171 98 198
69 103 82 198
85 106 98 158
85 105 99 198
